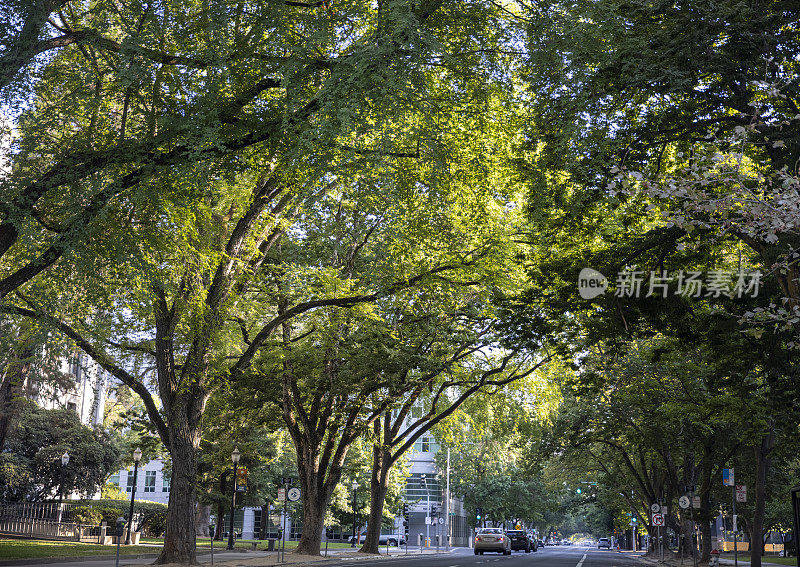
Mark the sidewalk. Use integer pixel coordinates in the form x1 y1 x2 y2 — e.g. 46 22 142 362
638 552 789 567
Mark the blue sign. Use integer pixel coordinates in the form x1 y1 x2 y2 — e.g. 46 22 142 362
723 468 734 486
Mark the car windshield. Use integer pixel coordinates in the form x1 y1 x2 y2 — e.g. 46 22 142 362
506 531 524 535
479 528 503 534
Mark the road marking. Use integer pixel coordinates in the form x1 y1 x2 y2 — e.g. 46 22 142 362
575 551 587 567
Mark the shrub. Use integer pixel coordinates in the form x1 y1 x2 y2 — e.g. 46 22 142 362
74 499 168 534
73 506 102 525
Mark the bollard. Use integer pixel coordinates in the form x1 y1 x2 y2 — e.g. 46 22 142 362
710 549 720 567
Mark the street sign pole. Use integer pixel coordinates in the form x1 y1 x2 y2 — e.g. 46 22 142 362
732 484 738 567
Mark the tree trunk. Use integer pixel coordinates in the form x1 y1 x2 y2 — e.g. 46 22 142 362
294 444 341 556
293 435 343 556
154 402 202 565
750 423 775 567
215 471 228 541
361 432 391 554
195 504 211 538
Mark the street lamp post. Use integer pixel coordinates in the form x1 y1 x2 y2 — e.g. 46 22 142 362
57 452 69 524
125 448 142 545
227 448 241 550
351 481 359 547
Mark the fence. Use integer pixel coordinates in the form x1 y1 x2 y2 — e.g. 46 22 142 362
0 503 101 542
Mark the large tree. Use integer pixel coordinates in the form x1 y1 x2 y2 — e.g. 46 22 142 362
1 1 524 563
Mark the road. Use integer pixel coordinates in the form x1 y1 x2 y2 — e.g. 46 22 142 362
343 545 644 567
0 544 646 567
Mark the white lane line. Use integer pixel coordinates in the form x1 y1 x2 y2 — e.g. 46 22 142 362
575 551 588 567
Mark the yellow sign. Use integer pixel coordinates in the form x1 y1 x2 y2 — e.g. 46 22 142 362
516 524 522 530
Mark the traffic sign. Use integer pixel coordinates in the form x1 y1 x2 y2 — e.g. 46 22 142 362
282 477 293 486
287 487 301 501
723 468 734 486
736 485 747 502
652 513 664 526
679 496 690 509
438 517 445 525
651 503 661 513
692 496 701 508
277 488 286 501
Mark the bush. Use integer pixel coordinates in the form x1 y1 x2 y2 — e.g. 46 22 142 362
73 506 102 525
74 499 168 534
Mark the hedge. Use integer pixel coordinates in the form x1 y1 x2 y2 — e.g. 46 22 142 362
74 498 168 537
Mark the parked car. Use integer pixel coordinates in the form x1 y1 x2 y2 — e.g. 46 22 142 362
598 537 612 549
474 528 511 555
348 533 405 546
506 530 533 553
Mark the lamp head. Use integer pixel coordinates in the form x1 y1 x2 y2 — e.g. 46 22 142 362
352 480 359 490
231 447 241 464
61 452 70 466
133 447 142 462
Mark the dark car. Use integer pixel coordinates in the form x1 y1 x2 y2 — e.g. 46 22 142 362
506 530 533 553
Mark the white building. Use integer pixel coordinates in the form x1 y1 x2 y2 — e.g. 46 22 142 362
31 351 108 428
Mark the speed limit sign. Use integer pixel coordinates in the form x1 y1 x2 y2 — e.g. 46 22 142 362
652 513 665 526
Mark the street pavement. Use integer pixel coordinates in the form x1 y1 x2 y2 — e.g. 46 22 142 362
1 544 647 567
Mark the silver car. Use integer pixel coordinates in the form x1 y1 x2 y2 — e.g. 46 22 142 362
474 528 512 555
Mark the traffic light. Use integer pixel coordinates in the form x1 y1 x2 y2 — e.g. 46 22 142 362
476 507 482 521
576 488 582 494
402 503 409 535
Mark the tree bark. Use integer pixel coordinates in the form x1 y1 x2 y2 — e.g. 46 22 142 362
195 504 211 538
153 397 204 565
215 471 228 541
750 423 775 567
293 434 342 555
361 418 391 554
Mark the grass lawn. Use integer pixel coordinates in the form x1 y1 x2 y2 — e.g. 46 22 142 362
0 538 157 560
0 536 370 560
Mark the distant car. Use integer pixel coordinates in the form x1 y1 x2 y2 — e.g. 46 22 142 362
598 537 612 549
474 528 511 555
506 530 533 553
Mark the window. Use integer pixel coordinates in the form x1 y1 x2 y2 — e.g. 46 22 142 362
68 355 81 378
144 471 156 492
126 472 135 492
66 401 77 412
162 475 170 493
414 436 432 453
109 473 120 486
411 406 422 419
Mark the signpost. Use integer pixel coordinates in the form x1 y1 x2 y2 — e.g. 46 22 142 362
280 478 293 564
724 469 738 567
